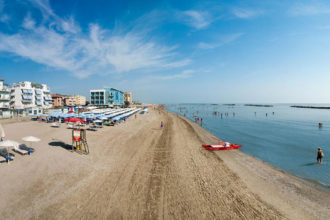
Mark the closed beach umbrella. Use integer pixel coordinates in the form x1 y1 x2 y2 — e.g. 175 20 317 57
0 140 19 147
22 136 40 150
0 123 5 140
22 136 41 142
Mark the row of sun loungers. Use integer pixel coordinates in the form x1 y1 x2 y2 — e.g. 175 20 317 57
0 144 35 163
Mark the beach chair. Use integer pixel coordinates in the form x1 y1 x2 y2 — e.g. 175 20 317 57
0 156 6 163
13 145 29 155
18 144 34 155
51 122 61 128
87 125 98 131
0 148 15 162
67 123 74 129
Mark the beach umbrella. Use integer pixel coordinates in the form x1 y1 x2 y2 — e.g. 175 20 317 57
0 123 5 140
65 117 84 123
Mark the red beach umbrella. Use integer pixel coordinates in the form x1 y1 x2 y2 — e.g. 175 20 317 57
65 117 84 123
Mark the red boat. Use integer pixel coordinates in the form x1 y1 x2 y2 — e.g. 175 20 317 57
202 143 242 151
202 137 241 151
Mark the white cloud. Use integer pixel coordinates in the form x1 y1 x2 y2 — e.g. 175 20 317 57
28 0 55 18
22 14 36 29
289 3 330 16
0 0 189 78
232 8 263 19
181 10 211 29
198 33 243 50
198 42 217 50
155 69 194 80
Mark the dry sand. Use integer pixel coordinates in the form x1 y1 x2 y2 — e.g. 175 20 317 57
0 108 329 219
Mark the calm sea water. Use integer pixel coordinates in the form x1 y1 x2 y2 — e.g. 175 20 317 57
166 104 330 189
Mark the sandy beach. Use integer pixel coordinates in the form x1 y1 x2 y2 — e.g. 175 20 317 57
0 108 329 219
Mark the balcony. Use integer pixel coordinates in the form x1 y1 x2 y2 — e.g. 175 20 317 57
22 95 33 100
44 96 52 101
0 102 10 108
0 86 10 93
0 95 10 101
22 89 33 94
35 97 42 101
35 90 42 95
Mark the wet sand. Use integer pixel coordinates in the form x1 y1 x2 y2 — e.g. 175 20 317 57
0 109 329 219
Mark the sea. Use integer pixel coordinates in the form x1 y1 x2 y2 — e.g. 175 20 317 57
165 103 330 190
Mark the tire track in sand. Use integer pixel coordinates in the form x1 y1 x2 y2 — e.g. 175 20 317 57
143 113 172 220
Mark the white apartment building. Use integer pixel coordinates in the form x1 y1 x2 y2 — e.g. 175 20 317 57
90 89 106 106
10 81 53 115
0 78 12 118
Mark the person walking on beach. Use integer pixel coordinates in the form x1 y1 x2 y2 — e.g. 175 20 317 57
160 121 164 128
317 147 324 164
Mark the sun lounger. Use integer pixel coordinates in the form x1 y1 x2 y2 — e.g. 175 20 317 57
13 145 29 155
87 126 98 131
18 144 34 155
51 123 61 128
0 156 6 163
0 148 15 162
67 123 74 129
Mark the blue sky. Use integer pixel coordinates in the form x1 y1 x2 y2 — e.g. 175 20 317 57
1 0 330 103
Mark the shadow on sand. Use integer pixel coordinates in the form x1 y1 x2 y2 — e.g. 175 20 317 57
49 141 72 151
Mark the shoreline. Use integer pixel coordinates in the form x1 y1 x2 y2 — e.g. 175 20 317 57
172 111 330 219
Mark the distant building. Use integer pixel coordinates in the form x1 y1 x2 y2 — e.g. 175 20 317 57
90 88 124 107
74 95 86 106
90 89 106 106
124 92 132 104
10 81 52 115
63 96 76 106
51 94 64 107
0 78 12 118
106 88 124 106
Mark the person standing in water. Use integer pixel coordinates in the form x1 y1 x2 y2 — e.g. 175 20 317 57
317 147 324 164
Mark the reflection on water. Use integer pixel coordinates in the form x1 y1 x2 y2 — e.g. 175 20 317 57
166 103 330 188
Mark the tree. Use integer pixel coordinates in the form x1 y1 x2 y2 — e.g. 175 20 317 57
124 101 130 107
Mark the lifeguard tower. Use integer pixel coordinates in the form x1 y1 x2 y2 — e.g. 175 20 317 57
72 128 89 154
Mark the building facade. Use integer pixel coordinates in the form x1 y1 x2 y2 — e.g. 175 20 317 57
106 88 124 106
10 81 52 115
51 94 64 107
63 96 76 106
90 89 106 106
75 95 86 106
124 92 132 104
0 78 12 118
90 88 124 107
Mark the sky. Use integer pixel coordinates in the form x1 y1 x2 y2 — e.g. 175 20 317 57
1 0 330 103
